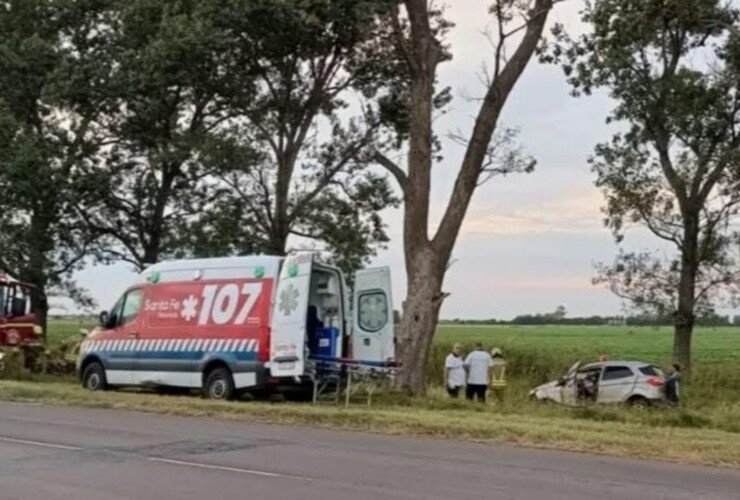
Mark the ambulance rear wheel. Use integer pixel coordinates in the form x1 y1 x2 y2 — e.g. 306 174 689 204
82 362 107 392
204 367 235 401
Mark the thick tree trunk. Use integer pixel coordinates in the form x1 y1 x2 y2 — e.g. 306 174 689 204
673 322 692 370
389 0 553 394
395 248 444 393
673 257 696 371
673 217 698 371
142 245 161 270
31 287 48 341
267 230 289 256
27 212 51 342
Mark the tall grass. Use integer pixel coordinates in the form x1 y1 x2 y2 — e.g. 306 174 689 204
430 325 740 428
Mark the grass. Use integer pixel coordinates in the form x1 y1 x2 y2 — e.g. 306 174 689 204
45 317 93 346
1 380 740 468
430 325 740 406
2 321 740 467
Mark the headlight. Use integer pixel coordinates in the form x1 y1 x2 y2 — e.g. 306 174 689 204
33 325 43 335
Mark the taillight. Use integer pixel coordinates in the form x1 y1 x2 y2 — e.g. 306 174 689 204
646 377 664 387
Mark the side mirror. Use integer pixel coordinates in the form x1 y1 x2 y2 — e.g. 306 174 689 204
98 311 109 327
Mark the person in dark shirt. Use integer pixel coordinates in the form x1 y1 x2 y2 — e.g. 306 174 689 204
306 305 323 356
665 363 682 405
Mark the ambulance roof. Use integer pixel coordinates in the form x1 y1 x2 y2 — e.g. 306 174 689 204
139 256 283 283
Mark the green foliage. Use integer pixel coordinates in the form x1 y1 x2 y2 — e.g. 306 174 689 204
0 0 108 319
198 0 401 277
78 0 263 269
0 0 400 311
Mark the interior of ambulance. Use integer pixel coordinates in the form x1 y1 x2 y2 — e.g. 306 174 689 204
305 265 345 360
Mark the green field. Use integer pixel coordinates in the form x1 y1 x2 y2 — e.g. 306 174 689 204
430 324 740 408
49 319 740 362
44 319 740 405
436 324 740 364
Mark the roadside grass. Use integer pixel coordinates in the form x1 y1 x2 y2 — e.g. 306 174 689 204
4 321 739 467
1 379 740 468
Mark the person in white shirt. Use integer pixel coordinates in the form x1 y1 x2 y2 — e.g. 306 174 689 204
444 343 465 398
464 343 492 402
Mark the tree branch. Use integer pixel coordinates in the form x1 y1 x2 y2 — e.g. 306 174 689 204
374 152 408 191
432 0 553 260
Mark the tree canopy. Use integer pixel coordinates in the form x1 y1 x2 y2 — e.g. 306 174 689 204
546 0 740 368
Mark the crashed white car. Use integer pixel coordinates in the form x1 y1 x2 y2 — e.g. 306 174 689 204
529 361 666 406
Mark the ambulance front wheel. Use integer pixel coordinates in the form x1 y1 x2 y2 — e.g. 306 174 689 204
82 362 108 392
204 367 235 401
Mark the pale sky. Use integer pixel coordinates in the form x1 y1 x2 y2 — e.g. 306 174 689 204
71 1 673 319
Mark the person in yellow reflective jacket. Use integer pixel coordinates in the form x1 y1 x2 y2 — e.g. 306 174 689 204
489 347 507 403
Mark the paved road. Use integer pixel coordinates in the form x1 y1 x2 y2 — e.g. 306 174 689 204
0 402 738 500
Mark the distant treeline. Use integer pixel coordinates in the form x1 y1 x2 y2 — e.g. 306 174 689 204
441 313 740 327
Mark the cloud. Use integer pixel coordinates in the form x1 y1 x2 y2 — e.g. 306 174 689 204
493 273 595 291
462 188 605 236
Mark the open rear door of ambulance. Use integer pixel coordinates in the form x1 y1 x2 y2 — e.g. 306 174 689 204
269 252 314 378
352 267 394 364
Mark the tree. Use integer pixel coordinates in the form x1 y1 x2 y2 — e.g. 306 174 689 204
549 0 740 369
0 0 108 332
205 0 399 275
552 305 567 321
376 0 555 393
80 0 398 276
79 0 263 270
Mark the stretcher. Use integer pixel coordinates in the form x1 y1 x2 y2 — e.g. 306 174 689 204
307 356 399 406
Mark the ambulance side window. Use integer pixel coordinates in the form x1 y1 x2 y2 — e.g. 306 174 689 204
107 297 125 328
120 289 143 326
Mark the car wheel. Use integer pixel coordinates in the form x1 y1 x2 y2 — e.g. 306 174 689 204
627 396 650 409
204 367 235 401
82 362 107 392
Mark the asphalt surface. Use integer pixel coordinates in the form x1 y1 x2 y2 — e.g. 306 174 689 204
0 402 738 500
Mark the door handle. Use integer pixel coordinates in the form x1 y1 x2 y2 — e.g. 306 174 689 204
128 332 138 338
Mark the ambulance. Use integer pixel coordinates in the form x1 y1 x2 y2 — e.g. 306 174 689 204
77 253 394 400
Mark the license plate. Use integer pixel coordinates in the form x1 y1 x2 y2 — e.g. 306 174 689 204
280 362 296 370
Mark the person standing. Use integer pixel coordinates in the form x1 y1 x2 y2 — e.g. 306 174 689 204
464 343 492 402
665 363 682 405
489 347 508 403
444 343 465 398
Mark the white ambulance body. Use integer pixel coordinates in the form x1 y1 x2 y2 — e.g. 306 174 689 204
77 253 394 399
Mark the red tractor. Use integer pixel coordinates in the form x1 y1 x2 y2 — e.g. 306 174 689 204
0 272 43 371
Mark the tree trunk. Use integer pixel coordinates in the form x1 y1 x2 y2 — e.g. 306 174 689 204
673 259 696 371
27 211 51 342
674 217 698 371
388 0 553 394
31 287 48 342
142 245 161 271
395 247 445 393
673 322 692 370
266 229 289 256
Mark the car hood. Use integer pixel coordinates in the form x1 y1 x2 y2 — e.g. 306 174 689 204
530 380 559 395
